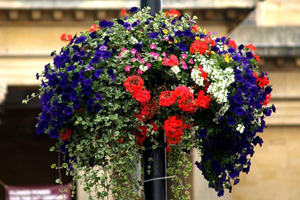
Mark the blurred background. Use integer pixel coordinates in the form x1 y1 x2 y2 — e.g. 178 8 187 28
0 0 299 199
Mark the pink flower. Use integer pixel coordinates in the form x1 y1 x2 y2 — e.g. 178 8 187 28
181 60 188 70
182 54 187 59
150 44 156 49
118 53 122 58
130 48 137 54
131 58 137 62
150 52 159 60
140 58 145 63
121 48 127 52
189 59 194 64
163 52 167 57
138 69 144 74
136 52 141 57
146 63 151 69
125 65 131 71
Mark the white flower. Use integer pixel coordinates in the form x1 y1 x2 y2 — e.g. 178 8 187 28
171 65 181 74
130 36 138 44
139 65 148 72
236 124 245 133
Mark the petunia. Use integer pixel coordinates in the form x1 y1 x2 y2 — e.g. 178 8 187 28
64 106 73 116
198 128 207 139
235 107 245 116
107 69 116 81
148 32 159 39
123 22 131 30
129 7 138 13
125 65 131 72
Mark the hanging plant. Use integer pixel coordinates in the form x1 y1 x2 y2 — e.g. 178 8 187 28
24 7 275 199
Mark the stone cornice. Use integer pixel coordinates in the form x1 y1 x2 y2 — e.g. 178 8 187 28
0 0 256 10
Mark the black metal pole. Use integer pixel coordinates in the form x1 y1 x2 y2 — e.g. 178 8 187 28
140 0 162 16
140 2 166 200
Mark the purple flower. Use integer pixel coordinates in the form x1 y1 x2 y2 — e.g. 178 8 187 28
73 100 81 110
64 106 73 116
86 105 93 112
232 54 241 61
102 51 111 59
133 42 143 52
70 91 77 101
132 20 140 27
272 104 276 113
87 98 95 106
94 69 103 78
83 86 92 96
49 129 59 139
228 47 236 53
238 44 244 50
123 22 131 30
246 52 253 59
177 43 187 52
148 32 159 39
99 45 108 51
264 107 272 116
67 65 75 71
227 116 236 125
75 36 86 44
183 30 193 38
83 79 92 87
95 93 102 101
175 30 183 37
198 129 207 138
107 69 116 81
265 86 273 94
94 104 102 112
99 20 114 28
117 19 124 25
129 7 138 13
235 107 245 116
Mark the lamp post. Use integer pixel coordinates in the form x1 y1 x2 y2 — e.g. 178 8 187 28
140 2 166 200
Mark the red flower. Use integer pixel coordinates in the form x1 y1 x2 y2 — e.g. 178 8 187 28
89 24 100 33
60 33 73 42
190 40 209 54
166 9 180 17
135 102 158 122
163 116 190 148
257 75 270 88
133 89 151 105
191 25 199 32
198 66 208 81
120 8 126 15
209 38 216 47
195 90 211 109
253 54 260 62
135 122 159 147
263 94 271 106
60 128 72 140
175 86 197 113
124 75 144 94
245 43 257 51
135 125 148 147
162 54 179 67
159 90 177 107
228 39 237 49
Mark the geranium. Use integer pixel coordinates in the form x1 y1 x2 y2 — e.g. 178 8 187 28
190 40 209 54
24 7 275 200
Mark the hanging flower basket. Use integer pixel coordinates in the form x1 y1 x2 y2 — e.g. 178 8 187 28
25 7 275 199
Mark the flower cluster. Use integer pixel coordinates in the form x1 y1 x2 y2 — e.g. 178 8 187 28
31 7 275 199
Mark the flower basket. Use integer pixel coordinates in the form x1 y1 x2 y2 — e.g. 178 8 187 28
25 7 275 200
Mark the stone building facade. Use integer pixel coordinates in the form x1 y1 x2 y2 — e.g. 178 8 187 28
0 0 299 199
